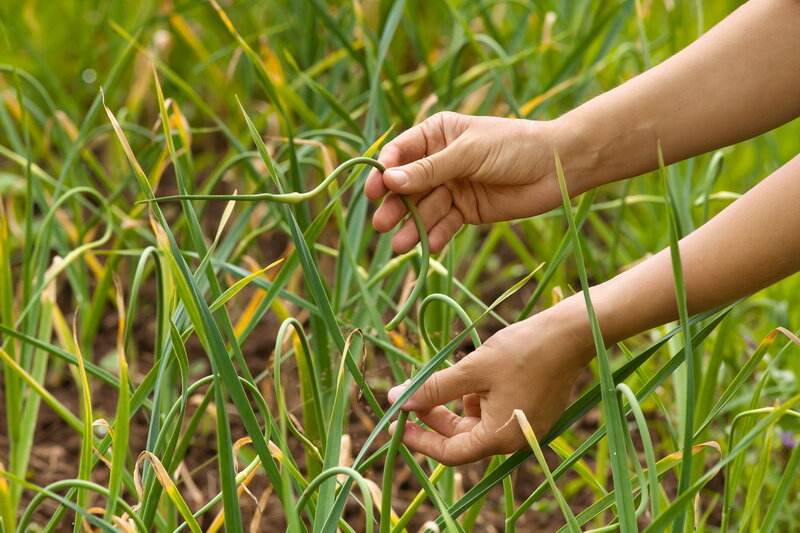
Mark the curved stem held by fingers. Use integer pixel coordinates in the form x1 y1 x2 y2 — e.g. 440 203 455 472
385 195 429 331
143 153 431 330
141 156 385 204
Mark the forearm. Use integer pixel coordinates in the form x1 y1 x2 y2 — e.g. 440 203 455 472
555 153 800 358
554 0 800 193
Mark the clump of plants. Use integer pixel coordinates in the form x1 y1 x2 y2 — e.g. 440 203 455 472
1 1 799 531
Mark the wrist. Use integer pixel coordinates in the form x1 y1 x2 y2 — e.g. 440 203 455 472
547 258 679 362
553 94 660 190
542 279 647 365
553 283 636 353
548 113 606 194
533 298 597 367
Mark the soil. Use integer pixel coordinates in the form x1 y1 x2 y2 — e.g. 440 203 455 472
0 232 724 532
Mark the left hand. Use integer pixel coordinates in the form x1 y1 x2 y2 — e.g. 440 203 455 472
387 308 593 465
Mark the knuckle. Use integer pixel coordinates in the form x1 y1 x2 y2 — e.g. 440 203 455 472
450 205 464 225
421 372 442 407
413 157 436 183
439 184 453 204
456 352 486 388
447 415 463 435
433 187 453 219
379 143 398 159
431 110 457 124
456 354 479 377
428 111 462 141
481 328 515 356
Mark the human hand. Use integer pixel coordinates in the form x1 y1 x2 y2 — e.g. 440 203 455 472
365 112 573 254
387 307 593 465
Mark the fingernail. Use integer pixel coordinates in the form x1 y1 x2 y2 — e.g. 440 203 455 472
386 169 408 188
388 421 398 434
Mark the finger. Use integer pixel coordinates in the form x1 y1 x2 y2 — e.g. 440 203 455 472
365 144 403 200
373 192 425 234
388 356 481 411
463 393 481 418
390 421 493 466
392 186 453 253
383 145 468 196
427 206 465 254
382 122 435 164
365 167 389 200
415 406 479 438
373 193 410 233
366 119 442 200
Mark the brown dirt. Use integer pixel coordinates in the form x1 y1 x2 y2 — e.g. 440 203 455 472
0 231 724 531
0 307 601 532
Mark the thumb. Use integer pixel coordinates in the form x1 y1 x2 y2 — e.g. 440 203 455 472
388 359 480 411
382 146 466 195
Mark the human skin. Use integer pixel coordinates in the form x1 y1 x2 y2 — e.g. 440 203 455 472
363 0 800 465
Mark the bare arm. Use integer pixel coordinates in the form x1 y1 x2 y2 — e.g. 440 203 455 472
567 153 800 353
560 0 800 191
388 154 800 465
380 0 800 465
367 0 800 253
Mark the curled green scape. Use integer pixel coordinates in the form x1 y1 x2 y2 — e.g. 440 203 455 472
143 156 428 330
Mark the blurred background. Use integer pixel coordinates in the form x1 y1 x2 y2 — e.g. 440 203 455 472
1 0 799 530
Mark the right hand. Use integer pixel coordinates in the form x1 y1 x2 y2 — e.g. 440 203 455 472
365 112 572 253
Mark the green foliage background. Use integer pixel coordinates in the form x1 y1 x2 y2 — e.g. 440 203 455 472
0 0 798 531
